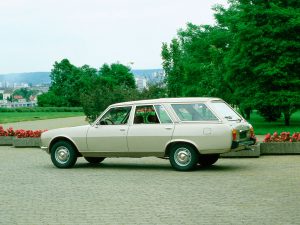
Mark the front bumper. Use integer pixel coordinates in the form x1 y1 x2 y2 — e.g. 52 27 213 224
231 138 256 151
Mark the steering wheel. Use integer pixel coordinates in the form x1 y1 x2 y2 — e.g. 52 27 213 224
104 118 114 125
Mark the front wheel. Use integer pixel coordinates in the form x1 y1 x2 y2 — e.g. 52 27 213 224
51 141 77 168
198 154 219 167
169 144 199 171
84 157 105 164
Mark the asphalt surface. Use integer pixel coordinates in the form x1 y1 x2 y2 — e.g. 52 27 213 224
0 117 298 224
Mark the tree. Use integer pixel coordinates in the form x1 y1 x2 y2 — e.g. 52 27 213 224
140 81 167 99
38 59 97 107
81 63 138 121
99 63 136 89
215 0 300 125
161 39 184 97
161 23 233 102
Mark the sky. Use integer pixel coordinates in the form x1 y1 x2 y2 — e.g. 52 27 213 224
0 0 228 74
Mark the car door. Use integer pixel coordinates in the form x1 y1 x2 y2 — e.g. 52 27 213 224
86 106 132 152
127 104 174 152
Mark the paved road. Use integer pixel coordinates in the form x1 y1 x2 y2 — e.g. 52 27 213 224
0 146 299 225
1 117 294 224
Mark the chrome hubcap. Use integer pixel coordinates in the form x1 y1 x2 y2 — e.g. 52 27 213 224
55 146 70 164
174 147 191 166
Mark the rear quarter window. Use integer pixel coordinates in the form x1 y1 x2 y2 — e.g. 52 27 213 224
171 103 218 121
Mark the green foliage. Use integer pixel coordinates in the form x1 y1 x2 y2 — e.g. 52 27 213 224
0 93 3 100
99 63 136 89
12 88 37 101
215 0 300 125
161 23 233 102
81 64 138 121
47 59 97 107
139 81 167 99
161 39 184 97
37 91 68 107
162 0 300 126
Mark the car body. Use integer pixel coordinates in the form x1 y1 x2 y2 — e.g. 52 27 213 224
41 97 256 171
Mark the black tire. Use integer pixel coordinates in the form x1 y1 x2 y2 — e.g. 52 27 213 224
198 154 219 167
169 144 199 171
84 157 105 164
50 141 77 168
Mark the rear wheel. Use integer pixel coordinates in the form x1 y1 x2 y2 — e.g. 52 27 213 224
51 141 77 168
198 154 219 167
84 157 105 164
169 144 198 171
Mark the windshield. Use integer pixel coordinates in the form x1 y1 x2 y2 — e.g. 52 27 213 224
211 102 242 121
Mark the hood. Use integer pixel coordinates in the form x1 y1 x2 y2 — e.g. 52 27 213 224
42 125 90 139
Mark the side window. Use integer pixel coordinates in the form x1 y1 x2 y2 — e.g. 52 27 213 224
154 105 172 124
171 103 218 121
134 105 160 124
99 106 131 125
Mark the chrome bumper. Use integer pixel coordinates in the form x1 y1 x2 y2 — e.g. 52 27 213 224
231 139 256 152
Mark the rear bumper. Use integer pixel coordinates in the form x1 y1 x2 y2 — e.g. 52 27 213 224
231 138 256 151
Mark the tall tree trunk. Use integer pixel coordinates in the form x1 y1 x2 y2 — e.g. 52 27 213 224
283 111 290 126
245 108 251 120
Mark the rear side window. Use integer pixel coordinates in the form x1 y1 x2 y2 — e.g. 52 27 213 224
211 101 242 121
171 103 218 121
134 105 160 124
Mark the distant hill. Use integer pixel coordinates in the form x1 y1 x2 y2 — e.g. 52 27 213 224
0 69 164 86
0 72 51 85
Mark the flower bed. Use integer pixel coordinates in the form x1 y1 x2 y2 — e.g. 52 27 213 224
13 137 41 148
261 132 300 155
0 136 13 145
0 126 15 146
0 125 46 147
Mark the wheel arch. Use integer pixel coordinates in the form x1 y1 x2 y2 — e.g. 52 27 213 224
164 140 199 157
49 136 82 157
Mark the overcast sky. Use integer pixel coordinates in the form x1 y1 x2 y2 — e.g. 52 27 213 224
0 0 228 74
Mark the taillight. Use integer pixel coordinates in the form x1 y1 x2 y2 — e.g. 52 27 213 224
250 127 255 138
232 129 237 141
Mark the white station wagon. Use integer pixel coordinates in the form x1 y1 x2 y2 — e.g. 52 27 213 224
41 98 256 171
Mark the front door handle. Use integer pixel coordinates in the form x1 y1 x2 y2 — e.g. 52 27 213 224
120 128 126 131
164 127 173 130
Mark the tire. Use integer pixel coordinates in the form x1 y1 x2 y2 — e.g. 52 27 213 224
198 154 219 167
50 141 77 168
169 144 199 171
84 157 105 164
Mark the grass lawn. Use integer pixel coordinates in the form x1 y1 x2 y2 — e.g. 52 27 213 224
0 112 84 124
248 110 300 135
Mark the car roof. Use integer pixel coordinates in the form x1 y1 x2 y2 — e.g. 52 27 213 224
111 97 223 107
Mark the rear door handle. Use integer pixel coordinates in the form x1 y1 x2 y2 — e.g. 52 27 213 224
164 127 173 130
120 128 126 131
